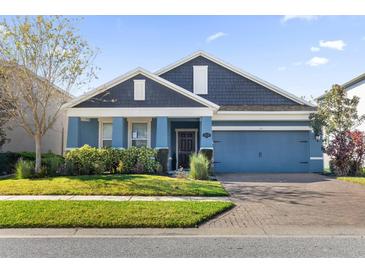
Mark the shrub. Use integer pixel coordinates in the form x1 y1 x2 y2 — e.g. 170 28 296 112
0 152 20 174
0 151 64 176
189 153 209 180
42 155 64 176
64 145 159 175
101 148 124 173
15 159 34 179
119 146 159 174
65 145 103 175
327 131 365 176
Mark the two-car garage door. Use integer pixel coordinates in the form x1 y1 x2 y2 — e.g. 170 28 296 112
213 131 310 173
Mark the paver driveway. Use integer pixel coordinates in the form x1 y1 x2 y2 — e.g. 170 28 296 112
202 173 365 234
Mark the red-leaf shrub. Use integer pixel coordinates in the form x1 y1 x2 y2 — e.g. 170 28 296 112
326 131 365 176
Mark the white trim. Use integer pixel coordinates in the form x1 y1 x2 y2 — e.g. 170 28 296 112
217 111 315 115
212 126 312 131
310 157 323 160
127 117 152 148
156 51 314 107
62 67 219 110
175 128 198 170
67 107 214 117
213 112 311 121
98 118 113 148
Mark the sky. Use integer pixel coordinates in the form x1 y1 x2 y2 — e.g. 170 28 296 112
62 16 365 98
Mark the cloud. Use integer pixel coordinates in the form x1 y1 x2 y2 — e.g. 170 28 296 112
362 37 365 41
319 40 346 51
206 32 227 43
281 15 318 23
306 57 329 67
277 66 287 71
292 61 302 66
310 46 320 52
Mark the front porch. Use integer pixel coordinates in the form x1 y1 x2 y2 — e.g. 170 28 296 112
65 116 213 171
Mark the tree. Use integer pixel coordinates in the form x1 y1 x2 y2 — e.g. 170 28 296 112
310 84 364 146
310 84 365 175
0 16 97 173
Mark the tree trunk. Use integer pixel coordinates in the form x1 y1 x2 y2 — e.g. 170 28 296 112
35 134 42 173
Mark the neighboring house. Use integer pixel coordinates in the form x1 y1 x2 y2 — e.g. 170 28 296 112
343 73 365 131
1 88 72 155
62 51 322 173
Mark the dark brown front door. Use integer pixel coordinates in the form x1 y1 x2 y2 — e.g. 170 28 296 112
177 131 196 169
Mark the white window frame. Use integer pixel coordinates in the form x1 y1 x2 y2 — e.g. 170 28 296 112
134 79 146 101
98 118 113 148
127 117 152 148
193 65 208 95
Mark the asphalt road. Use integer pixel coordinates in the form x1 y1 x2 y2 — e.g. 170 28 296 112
0 236 364 257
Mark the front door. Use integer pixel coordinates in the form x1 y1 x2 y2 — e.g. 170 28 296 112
177 131 196 169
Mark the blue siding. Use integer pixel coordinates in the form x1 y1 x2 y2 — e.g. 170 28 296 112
112 117 126 148
160 56 299 106
79 118 99 147
200 117 213 149
213 121 310 127
66 117 80 148
309 131 324 172
74 74 205 108
213 131 310 173
156 117 169 148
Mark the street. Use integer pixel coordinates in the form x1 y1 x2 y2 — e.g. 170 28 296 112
0 236 364 257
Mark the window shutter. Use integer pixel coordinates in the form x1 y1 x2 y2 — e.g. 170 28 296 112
134 80 145 101
193 66 208 94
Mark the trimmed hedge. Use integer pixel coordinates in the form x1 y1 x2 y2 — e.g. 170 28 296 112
65 145 160 176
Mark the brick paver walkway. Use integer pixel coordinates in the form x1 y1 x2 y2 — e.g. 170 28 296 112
202 173 365 232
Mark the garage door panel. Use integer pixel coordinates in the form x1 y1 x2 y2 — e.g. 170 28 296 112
213 131 310 173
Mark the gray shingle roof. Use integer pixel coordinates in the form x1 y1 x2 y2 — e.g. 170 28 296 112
219 105 317 111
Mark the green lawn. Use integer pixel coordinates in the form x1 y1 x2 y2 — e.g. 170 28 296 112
0 200 233 228
337 177 365 186
0 174 228 196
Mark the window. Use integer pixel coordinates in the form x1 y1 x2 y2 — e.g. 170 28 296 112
134 79 145 101
102 123 112 147
127 118 151 148
131 123 147 147
193 66 208 94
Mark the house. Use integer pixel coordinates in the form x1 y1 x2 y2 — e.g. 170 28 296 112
62 51 322 173
1 84 72 155
343 73 365 131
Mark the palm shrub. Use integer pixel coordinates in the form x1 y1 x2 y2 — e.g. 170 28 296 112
15 159 34 179
189 153 209 180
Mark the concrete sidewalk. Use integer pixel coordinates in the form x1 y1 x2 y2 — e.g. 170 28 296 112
0 195 230 202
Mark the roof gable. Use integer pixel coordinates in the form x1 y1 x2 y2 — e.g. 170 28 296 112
63 68 219 109
157 51 314 107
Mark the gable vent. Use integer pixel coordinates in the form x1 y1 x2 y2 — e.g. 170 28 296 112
134 79 145 101
193 66 208 95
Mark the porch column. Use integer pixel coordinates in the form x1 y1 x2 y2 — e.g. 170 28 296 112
66 117 80 148
156 117 168 148
156 117 169 174
200 116 213 149
200 116 213 170
112 117 126 148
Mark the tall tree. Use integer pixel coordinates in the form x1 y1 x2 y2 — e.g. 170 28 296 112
0 16 97 172
310 84 365 146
